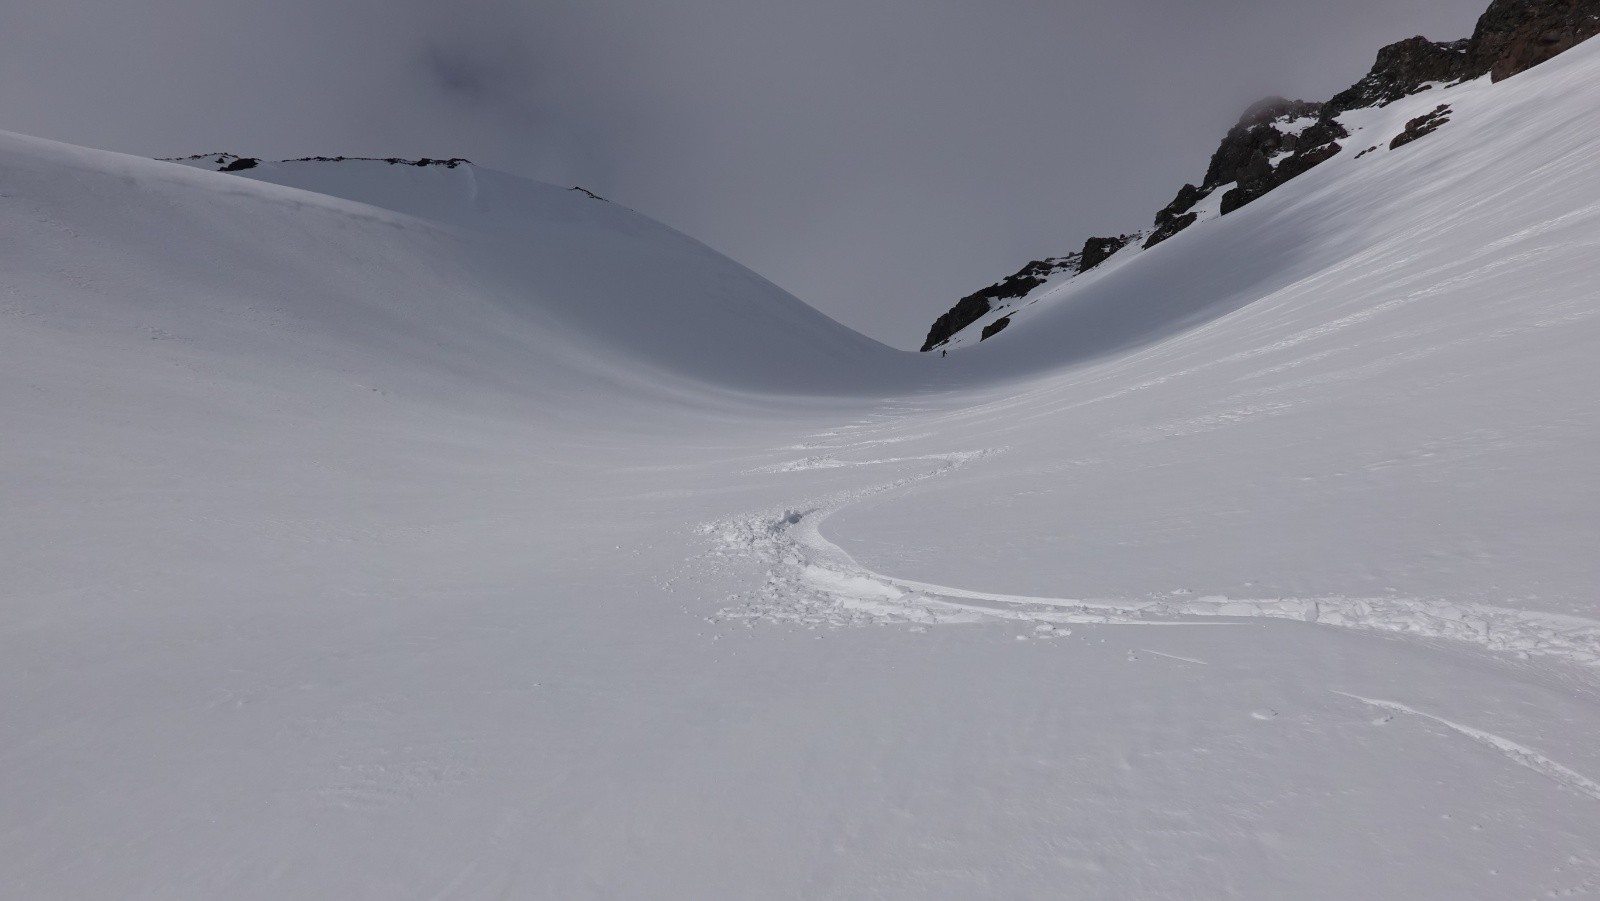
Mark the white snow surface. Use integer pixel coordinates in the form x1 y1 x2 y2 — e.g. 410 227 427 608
4 40 1600 900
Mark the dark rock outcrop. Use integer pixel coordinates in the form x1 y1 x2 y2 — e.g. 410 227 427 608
283 156 471 168
1220 138 1345 214
1197 96 1351 216
1201 98 1323 191
922 295 994 352
1145 184 1207 248
1273 140 1346 183
1144 212 1199 249
1325 0 1600 102
161 152 251 169
1325 37 1472 114
1298 117 1351 151
920 256 1077 351
1156 183 1206 223
1079 234 1135 272
1465 0 1600 81
980 316 1013 341
164 153 474 172
1390 104 1454 149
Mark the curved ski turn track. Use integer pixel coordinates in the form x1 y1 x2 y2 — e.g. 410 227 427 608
708 441 1600 668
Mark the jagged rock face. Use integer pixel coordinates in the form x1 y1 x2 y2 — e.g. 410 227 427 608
1145 185 1207 249
1325 37 1472 114
980 316 1012 341
284 156 472 168
1144 212 1198 249
922 295 994 352
1079 235 1134 272
1237 96 1324 129
1200 98 1351 216
1156 184 1205 224
1315 0 1600 112
1319 0 1600 109
1273 140 1345 183
1201 98 1323 191
1390 105 1454 149
919 256 1077 351
1221 138 1345 214
164 153 251 169
1297 118 1348 150
1465 0 1600 81
165 153 473 171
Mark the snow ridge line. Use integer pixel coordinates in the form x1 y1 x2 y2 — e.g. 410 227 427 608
704 457 1600 667
1331 691 1600 802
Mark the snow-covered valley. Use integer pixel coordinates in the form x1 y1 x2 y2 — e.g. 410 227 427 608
3 31 1600 901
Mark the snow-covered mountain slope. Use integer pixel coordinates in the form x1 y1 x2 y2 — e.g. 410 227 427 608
6 133 917 400
3 32 1600 901
931 37 1600 386
821 39 1600 607
925 0 1600 353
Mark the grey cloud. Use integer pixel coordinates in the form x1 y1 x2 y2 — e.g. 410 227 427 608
420 46 510 104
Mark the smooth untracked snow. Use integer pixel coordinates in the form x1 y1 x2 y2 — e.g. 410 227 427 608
3 40 1600 901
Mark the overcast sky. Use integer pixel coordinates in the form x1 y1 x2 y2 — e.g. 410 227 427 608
1 0 1488 348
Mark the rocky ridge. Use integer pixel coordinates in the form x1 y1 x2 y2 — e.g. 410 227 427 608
919 255 1079 352
919 0 1600 352
163 153 473 170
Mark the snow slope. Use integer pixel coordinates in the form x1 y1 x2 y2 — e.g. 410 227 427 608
829 42 1600 608
3 39 1600 901
9 136 919 399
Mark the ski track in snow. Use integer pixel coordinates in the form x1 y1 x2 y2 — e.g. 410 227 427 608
705 442 1600 668
1331 691 1600 803
751 450 990 474
1140 649 1209 666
